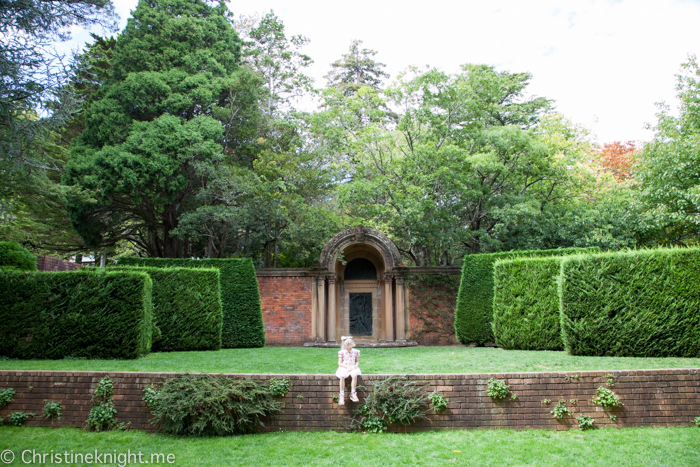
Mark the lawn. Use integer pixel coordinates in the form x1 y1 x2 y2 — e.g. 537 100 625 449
1 426 699 466
1 347 700 374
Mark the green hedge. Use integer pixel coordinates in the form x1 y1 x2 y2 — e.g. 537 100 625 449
116 258 264 348
0 270 153 359
492 257 564 350
454 247 599 345
111 266 222 351
0 241 37 271
559 248 700 357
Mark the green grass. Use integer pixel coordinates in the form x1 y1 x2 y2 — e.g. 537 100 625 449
1 426 699 466
2 347 700 374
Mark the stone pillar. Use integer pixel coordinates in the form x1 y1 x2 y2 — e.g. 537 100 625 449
317 276 326 341
384 273 394 342
395 276 406 341
327 275 337 342
310 276 318 340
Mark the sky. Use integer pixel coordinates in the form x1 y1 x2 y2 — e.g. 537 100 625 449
65 0 700 144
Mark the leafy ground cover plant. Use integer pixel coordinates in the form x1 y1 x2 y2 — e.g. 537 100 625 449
148 373 281 436
86 376 118 432
269 378 290 397
695 416 700 427
577 414 594 431
142 385 160 409
487 378 516 400
429 392 448 412
592 387 623 408
7 412 34 426
551 399 572 419
353 376 428 433
0 388 15 407
42 401 62 420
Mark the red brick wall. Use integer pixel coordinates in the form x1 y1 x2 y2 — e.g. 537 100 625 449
406 273 461 345
258 276 312 345
36 256 82 272
1 369 698 432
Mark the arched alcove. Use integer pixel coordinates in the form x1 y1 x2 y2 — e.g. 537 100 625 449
313 226 407 344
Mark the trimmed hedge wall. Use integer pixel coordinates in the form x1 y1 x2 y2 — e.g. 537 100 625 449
116 258 264 348
492 257 564 350
0 241 37 271
0 270 153 359
559 248 700 357
454 247 599 345
111 266 222 351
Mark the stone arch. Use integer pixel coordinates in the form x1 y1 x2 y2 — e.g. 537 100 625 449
319 226 402 272
313 226 407 345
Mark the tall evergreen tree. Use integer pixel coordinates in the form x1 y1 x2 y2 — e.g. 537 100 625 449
325 40 389 96
63 0 263 258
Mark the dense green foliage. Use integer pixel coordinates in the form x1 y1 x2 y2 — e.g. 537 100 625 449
0 241 37 271
86 376 118 432
111 266 222 351
559 248 700 357
353 376 428 433
148 373 281 436
117 257 263 348
636 56 700 244
454 247 599 345
486 378 516 400
0 270 153 359
492 257 564 350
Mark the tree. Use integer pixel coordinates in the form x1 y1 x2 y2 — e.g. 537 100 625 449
325 40 389 96
635 55 700 244
313 64 556 265
596 141 637 181
63 0 263 258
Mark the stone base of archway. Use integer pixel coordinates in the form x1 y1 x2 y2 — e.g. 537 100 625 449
303 340 418 348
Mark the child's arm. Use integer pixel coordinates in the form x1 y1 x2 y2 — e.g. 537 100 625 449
338 356 347 369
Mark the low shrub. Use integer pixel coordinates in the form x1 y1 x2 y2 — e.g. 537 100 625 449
429 392 448 412
551 399 572 419
492 257 564 350
43 401 62 420
117 258 263 348
142 385 160 409
559 248 700 357
111 266 222 351
147 373 281 436
577 414 594 431
268 378 290 397
592 387 623 408
455 247 599 345
0 241 36 271
0 388 15 407
0 270 153 359
353 376 428 433
487 378 516 400
7 412 34 426
86 376 118 432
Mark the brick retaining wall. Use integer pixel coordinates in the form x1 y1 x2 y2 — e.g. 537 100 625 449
1 369 698 432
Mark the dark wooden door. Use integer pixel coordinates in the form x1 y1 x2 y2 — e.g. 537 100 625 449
349 293 372 336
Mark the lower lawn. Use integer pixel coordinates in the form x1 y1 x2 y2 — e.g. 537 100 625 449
1 347 700 374
2 426 699 466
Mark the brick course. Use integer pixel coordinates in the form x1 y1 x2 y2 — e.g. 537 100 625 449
1 369 698 432
258 276 312 345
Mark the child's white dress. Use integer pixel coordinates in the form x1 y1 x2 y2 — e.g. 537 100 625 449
336 348 361 378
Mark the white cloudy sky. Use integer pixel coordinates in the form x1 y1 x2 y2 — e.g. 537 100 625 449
65 0 700 144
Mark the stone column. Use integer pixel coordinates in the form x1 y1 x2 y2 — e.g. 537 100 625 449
395 276 406 341
327 275 337 342
384 273 394 342
317 276 326 342
310 276 318 340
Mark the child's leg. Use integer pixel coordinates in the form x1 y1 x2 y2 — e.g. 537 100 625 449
339 377 345 392
350 373 357 392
